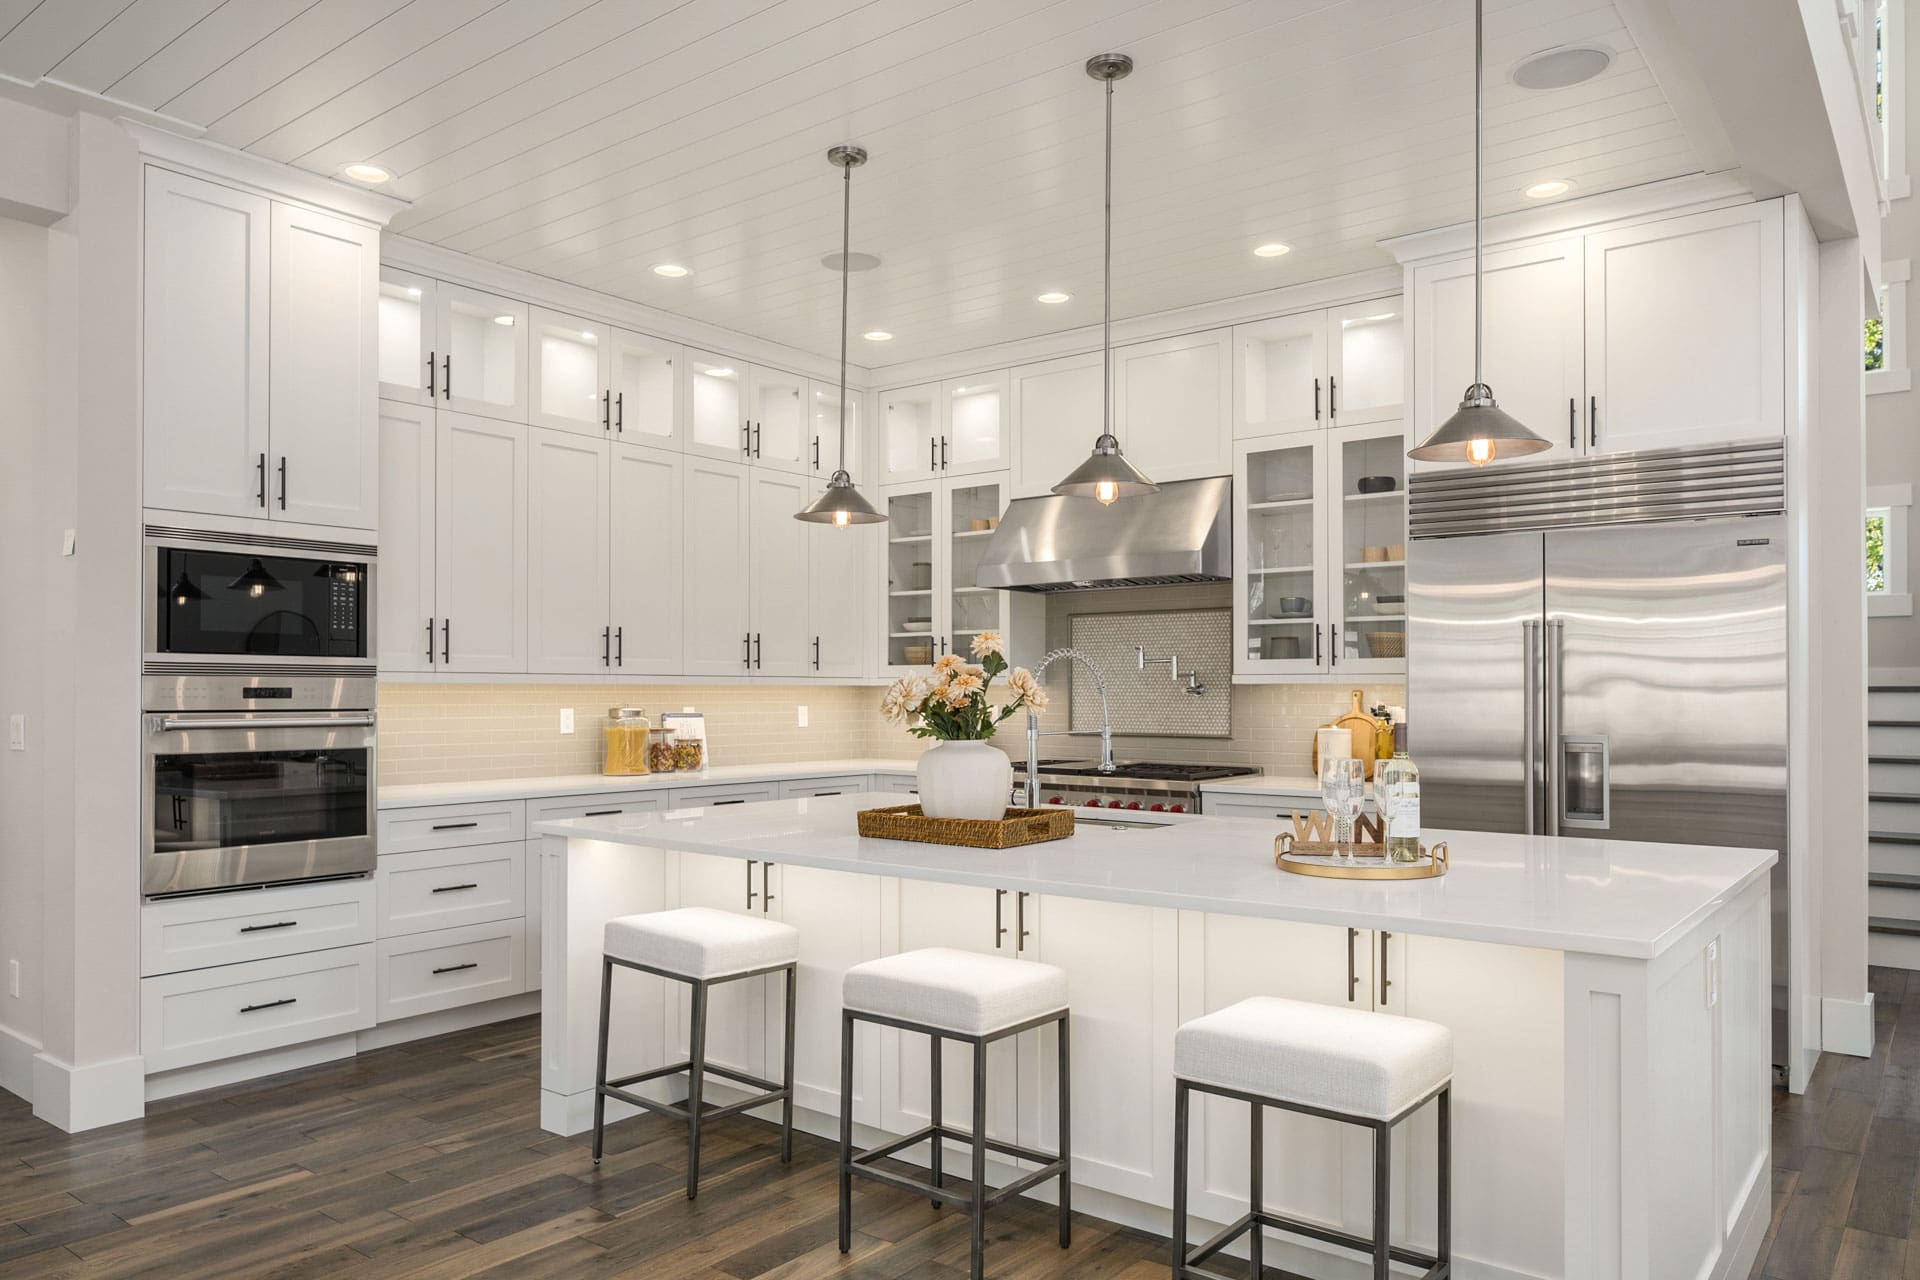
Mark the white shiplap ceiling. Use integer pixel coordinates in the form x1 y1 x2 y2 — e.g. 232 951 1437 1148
0 0 1714 366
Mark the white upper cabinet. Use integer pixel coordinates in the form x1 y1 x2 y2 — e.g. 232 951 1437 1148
528 309 612 438
436 284 527 422
270 203 379 530
526 427 612 674
1234 312 1327 438
807 380 863 478
681 456 752 676
1114 329 1232 482
809 522 869 677
1411 239 1585 470
1584 202 1783 453
749 366 810 474
377 268 436 405
878 481 940 676
434 413 528 673
748 470 814 676
610 443 683 675
611 330 679 449
683 349 747 461
880 382 942 483
944 374 1010 476
1234 435 1327 677
376 399 437 674
1012 352 1105 499
144 168 272 521
1327 300 1405 426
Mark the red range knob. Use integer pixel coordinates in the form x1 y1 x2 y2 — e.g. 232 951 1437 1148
1107 800 1123 809
1126 802 1142 810
1150 803 1165 812
1085 798 1102 807
1048 796 1063 804
1169 804 1186 813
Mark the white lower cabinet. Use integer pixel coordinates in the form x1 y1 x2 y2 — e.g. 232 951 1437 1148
667 852 770 1079
766 863 885 1123
140 878 375 977
376 843 524 937
141 944 376 1072
376 919 525 1023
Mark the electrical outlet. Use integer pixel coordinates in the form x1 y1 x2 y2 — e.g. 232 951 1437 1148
6 715 22 751
60 529 75 556
7 960 18 999
559 708 574 734
797 705 809 728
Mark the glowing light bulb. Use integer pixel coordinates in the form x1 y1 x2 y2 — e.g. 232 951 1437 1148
1466 437 1496 466
1095 480 1119 505
248 582 267 599
174 591 188 607
833 509 851 528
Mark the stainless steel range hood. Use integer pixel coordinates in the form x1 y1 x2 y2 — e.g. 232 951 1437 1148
975 476 1232 592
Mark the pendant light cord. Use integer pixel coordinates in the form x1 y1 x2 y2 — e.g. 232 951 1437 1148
837 160 851 473
1102 70 1114 443
1473 0 1483 391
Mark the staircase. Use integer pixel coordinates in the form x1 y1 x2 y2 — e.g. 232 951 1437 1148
1870 685 1920 968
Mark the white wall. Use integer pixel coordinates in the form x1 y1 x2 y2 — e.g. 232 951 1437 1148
1870 3 1920 670
0 216 50 1098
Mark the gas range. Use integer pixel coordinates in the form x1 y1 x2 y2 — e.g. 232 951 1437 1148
1013 759 1259 815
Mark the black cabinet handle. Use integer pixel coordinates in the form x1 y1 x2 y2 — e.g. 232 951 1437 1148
601 389 611 430
1313 378 1321 421
746 859 759 909
813 636 821 670
930 437 937 471
712 799 747 805
1329 374 1337 419
430 821 478 831
994 888 1008 948
426 616 436 664
442 353 451 399
812 436 820 469
432 962 478 976
1379 931 1392 1005
742 422 751 456
277 456 287 510
442 618 450 665
1330 624 1339 668
940 435 948 469
761 860 773 911
1589 396 1597 448
583 809 622 817
427 349 436 398
240 920 297 934
602 626 611 667
744 632 752 668
256 453 267 508
615 391 624 432
430 882 478 894
1016 891 1030 952
753 420 762 458
753 632 762 669
240 997 295 1014
614 626 623 667
1347 928 1359 1002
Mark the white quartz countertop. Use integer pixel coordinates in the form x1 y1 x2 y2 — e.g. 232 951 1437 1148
1198 773 1336 796
378 759 917 809
536 792 1774 960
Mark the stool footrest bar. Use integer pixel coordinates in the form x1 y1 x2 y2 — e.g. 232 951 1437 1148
1175 1207 1445 1279
985 1160 1070 1206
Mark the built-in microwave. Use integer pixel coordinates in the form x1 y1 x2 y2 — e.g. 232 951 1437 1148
145 526 375 668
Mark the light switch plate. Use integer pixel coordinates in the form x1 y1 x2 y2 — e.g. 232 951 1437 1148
797 705 809 728
559 708 574 735
60 530 75 556
6 715 22 751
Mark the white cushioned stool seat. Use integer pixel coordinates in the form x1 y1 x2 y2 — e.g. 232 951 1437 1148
843 947 1067 1036
604 907 799 980
1175 996 1452 1121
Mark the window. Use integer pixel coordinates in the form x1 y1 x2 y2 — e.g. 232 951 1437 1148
1869 483 1913 616
1870 260 1911 393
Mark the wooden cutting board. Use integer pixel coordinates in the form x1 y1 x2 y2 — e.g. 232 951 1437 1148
1310 689 1385 780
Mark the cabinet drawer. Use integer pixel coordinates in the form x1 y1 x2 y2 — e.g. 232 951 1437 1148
777 776 867 799
1200 793 1320 820
377 920 525 1022
141 944 375 1072
870 773 920 795
668 782 779 809
379 800 526 854
376 844 524 937
141 878 375 976
526 792 669 825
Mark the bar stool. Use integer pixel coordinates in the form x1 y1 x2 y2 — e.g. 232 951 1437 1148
590 906 800 1200
837 947 1072 1280
1171 996 1452 1280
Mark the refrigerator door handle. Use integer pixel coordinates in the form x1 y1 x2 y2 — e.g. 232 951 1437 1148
1544 618 1564 837
1522 620 1540 836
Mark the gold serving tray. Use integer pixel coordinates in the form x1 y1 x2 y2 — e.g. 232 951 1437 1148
857 805 1074 849
1273 830 1450 881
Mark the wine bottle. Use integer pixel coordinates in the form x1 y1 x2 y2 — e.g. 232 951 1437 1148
1382 751 1421 863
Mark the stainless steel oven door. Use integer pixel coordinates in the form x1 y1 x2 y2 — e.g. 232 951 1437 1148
143 710 376 896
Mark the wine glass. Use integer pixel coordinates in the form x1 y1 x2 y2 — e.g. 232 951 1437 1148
1340 758 1365 861
1318 756 1353 857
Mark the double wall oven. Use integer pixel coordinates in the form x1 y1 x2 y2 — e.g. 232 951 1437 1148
143 526 378 897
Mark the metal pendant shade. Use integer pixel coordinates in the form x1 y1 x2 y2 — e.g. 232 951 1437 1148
796 144 886 526
1408 0 1551 467
1053 53 1158 506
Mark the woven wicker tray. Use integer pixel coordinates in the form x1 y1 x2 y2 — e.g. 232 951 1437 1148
856 805 1075 849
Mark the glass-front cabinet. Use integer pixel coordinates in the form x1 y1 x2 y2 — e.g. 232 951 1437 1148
529 308 610 436
807 381 862 476
684 349 746 459
437 283 528 421
878 374 1008 483
877 473 1011 676
611 330 678 447
1233 422 1406 677
1234 299 1403 439
377 268 435 404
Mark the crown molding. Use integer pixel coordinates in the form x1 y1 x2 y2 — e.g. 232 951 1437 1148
0 73 203 137
1380 172 1754 267
382 234 868 387
121 121 407 227
865 264 1405 390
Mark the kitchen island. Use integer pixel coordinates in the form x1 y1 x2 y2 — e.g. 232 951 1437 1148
535 794 1773 1280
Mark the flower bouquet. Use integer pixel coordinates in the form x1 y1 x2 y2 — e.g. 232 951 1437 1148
880 632 1048 818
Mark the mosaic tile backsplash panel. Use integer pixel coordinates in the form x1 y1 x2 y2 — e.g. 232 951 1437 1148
1066 608 1233 737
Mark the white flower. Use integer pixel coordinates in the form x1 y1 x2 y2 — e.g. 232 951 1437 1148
932 652 966 676
943 672 984 706
880 676 926 723
1006 666 1048 713
970 630 1004 660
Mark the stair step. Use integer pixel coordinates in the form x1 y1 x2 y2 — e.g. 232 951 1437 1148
1873 831 1920 845
1871 684 1920 692
1870 928 1920 970
1872 792 1920 803
1871 916 1920 937
1872 725 1920 754
1872 721 1920 728
1871 756 1920 765
1872 873 1920 889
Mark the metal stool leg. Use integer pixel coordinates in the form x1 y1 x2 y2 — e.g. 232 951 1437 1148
1438 1085 1452 1268
838 1011 855 1253
781 963 797 1165
685 979 708 1201
1248 1096 1263 1278
929 1033 944 1208
1372 1122 1390 1280
1172 1079 1190 1276
590 956 614 1166
970 1040 989 1280
1057 1013 1071 1248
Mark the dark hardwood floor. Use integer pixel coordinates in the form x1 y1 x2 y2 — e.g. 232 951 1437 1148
6 968 1920 1279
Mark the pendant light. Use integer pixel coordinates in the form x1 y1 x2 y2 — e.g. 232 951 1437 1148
1053 54 1158 506
1408 0 1552 468
226 558 285 599
796 144 886 527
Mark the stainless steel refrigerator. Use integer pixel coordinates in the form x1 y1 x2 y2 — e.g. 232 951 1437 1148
1406 440 1789 1064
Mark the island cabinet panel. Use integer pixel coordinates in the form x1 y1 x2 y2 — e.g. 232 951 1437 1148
763 864 884 1126
666 853 768 1081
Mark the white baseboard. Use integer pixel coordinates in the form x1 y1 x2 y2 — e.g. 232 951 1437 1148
32 1051 145 1132
1823 992 1877 1057
0 1022 40 1104
145 1034 357 1103
356 991 537 1051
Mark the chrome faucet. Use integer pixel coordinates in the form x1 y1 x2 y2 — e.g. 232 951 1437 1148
1024 648 1115 804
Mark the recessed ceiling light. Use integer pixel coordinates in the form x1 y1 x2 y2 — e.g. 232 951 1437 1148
1524 179 1574 199
704 366 735 378
863 330 893 342
1511 45 1611 90
341 162 392 183
1036 291 1072 304
651 263 690 278
1253 243 1291 258
493 314 515 327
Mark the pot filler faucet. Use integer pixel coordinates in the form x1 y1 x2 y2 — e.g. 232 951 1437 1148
1025 648 1115 802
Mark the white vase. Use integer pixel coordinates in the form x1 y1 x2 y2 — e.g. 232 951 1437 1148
917 740 1013 820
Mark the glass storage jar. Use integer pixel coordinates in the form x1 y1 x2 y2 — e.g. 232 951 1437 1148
646 728 678 774
602 707 651 776
673 737 705 772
